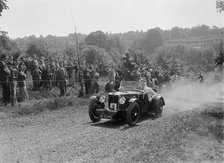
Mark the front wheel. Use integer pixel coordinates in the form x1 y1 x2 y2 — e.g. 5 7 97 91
126 102 140 126
89 98 101 122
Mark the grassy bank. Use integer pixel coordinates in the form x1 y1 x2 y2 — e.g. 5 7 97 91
16 96 90 115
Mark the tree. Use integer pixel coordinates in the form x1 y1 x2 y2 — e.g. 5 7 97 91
26 40 50 58
156 51 169 70
128 48 149 67
85 31 107 49
171 27 182 39
145 28 163 52
0 0 8 16
80 45 114 75
0 31 19 55
156 51 183 75
214 39 224 69
190 25 210 37
135 28 163 53
0 1 17 55
216 0 224 13
63 46 77 58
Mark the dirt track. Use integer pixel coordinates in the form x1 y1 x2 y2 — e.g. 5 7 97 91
0 82 223 163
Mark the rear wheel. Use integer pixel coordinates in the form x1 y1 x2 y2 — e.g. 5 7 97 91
89 98 101 122
154 100 163 118
126 102 140 126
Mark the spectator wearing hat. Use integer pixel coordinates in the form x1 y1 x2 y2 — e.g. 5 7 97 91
0 53 11 106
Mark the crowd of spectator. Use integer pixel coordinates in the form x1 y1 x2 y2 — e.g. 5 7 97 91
105 52 205 93
0 52 101 106
0 51 207 107
0 53 28 106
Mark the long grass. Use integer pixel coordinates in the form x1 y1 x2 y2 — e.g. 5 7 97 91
17 96 89 115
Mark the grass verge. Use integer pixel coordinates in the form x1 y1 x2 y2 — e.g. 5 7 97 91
16 96 89 115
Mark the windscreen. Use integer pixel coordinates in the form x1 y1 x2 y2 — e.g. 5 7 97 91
119 81 146 91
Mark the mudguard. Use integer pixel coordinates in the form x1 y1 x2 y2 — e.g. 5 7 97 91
128 97 142 111
153 95 165 106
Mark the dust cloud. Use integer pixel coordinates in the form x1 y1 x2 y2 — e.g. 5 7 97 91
161 72 224 115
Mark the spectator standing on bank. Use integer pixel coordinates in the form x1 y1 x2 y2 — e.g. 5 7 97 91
42 64 52 90
17 65 29 102
91 73 100 94
9 62 18 106
51 61 57 87
56 62 68 97
73 60 78 84
83 64 91 95
108 67 116 83
31 61 42 91
78 65 84 97
0 53 11 106
31 54 38 70
65 61 72 85
39 57 46 88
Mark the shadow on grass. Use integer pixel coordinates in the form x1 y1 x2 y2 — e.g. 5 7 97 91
16 97 90 115
90 113 156 129
201 104 224 143
90 119 127 129
139 112 156 122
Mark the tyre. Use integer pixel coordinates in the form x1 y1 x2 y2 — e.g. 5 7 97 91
154 100 163 118
126 102 140 126
89 98 101 122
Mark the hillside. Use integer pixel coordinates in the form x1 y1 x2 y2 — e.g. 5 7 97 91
13 25 222 56
164 35 219 48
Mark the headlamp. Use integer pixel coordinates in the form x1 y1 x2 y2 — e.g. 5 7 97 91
119 96 126 104
99 95 106 103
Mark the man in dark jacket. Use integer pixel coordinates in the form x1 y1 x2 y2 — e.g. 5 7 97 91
31 62 42 91
83 64 91 95
0 53 11 106
56 62 68 97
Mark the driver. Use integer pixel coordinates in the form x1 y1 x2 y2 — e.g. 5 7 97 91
140 78 157 102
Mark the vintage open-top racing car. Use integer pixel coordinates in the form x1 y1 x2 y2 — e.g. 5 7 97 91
88 80 165 126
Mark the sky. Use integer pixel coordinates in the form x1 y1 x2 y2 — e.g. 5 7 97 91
0 0 223 39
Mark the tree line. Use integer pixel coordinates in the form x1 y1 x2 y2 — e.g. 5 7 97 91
0 0 223 73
